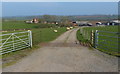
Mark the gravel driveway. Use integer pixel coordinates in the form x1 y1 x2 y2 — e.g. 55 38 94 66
3 28 118 72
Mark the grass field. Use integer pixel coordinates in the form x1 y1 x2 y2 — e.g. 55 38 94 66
1 21 67 55
32 28 66 45
1 27 66 54
2 21 67 46
77 25 119 56
1 21 66 53
2 21 67 67
2 21 57 30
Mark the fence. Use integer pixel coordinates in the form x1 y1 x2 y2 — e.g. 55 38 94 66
80 28 119 55
0 30 32 55
94 30 120 53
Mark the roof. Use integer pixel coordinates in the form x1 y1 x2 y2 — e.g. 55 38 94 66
111 20 120 23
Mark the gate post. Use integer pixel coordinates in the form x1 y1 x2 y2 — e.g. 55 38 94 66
91 30 94 46
95 30 98 48
28 30 32 48
12 33 15 50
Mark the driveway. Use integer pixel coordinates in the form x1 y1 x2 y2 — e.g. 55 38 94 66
3 28 118 72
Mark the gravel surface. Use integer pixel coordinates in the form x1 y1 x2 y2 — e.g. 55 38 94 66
3 28 118 72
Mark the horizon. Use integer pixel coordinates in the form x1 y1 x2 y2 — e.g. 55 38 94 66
2 14 118 18
2 2 118 17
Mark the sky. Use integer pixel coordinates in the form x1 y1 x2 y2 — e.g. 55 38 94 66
1 0 120 2
2 2 118 17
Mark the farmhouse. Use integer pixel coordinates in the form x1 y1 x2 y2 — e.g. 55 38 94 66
25 18 39 24
33 18 39 23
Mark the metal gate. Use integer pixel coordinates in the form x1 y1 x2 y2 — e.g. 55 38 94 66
94 30 120 54
0 30 32 55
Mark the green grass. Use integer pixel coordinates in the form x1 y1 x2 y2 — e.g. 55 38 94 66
2 27 67 68
77 25 119 56
77 29 87 42
32 27 67 45
76 29 92 48
2 27 66 54
2 21 67 49
2 21 57 30
1 21 67 55
2 21 37 30
1 21 67 67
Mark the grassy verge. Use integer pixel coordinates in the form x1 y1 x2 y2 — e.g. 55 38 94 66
76 29 91 47
77 29 86 42
2 27 67 68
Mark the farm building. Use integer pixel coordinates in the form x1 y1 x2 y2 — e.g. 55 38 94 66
72 21 77 26
32 18 39 23
25 20 33 24
95 20 120 26
88 21 107 26
72 21 92 26
104 20 120 26
25 18 39 24
96 22 102 25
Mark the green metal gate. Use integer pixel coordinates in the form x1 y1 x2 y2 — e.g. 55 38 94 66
95 30 120 55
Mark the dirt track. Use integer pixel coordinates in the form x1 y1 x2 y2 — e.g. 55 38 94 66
3 28 118 72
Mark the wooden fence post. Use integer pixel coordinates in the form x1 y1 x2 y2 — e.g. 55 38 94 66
91 30 94 46
95 30 98 48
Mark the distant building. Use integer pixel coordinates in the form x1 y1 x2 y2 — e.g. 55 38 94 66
25 18 39 24
25 20 33 24
111 20 120 23
105 20 120 26
72 21 77 26
32 18 39 23
72 21 92 26
96 22 102 26
77 21 88 26
44 21 47 24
